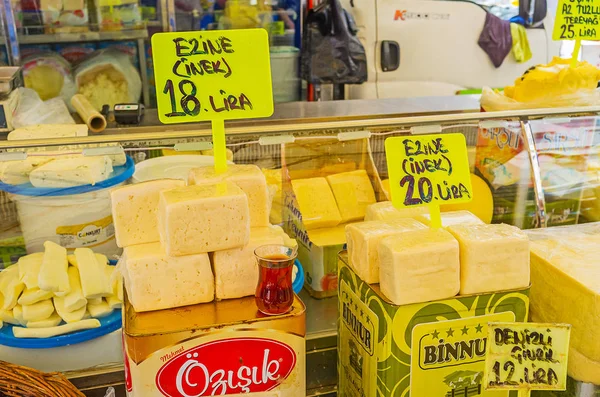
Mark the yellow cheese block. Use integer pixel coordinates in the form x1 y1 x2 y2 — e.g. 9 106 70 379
448 224 530 295
38 241 69 295
53 296 87 323
364 201 428 221
291 177 342 230
18 252 44 289
416 210 484 228
307 224 348 246
17 288 53 306
379 229 460 305
326 170 376 222
345 219 427 284
22 299 54 322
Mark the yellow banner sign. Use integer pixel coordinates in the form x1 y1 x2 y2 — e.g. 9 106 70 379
553 0 600 41
151 29 274 124
384 133 473 209
484 322 571 391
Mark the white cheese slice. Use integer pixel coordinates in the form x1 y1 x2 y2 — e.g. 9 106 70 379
7 124 88 141
18 252 44 289
29 156 113 188
13 319 101 338
38 241 69 294
17 288 53 306
22 299 54 322
0 157 55 185
53 296 87 323
110 179 185 248
63 266 87 312
74 248 111 299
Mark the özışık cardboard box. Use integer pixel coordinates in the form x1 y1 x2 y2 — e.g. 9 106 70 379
280 138 387 298
337 251 530 397
123 292 306 396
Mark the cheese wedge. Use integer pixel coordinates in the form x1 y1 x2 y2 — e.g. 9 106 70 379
123 242 214 312
18 252 44 289
326 170 376 222
29 156 113 188
1 266 25 310
38 241 69 294
364 201 428 221
307 224 348 246
17 288 53 306
212 226 289 300
74 248 111 299
158 183 250 256
0 309 20 326
291 177 342 230
448 224 530 295
188 164 270 227
345 219 428 284
12 305 26 326
27 313 62 328
22 299 54 322
53 296 87 323
63 267 87 312
378 229 460 305
111 179 185 247
13 319 101 338
87 299 113 318
416 210 484 227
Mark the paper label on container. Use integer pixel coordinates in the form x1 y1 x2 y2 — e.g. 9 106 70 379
55 214 115 249
410 312 515 397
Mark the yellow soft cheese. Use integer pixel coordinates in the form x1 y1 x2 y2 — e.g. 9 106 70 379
17 288 53 306
12 305 26 326
448 224 530 295
22 299 54 322
0 309 19 326
364 201 428 221
74 248 111 299
29 156 113 188
53 296 87 323
18 252 44 289
307 224 348 246
1 265 24 311
87 299 113 318
212 226 290 300
13 319 101 338
111 179 185 248
27 313 62 328
326 170 376 222
378 229 460 305
345 219 428 284
158 182 250 256
416 210 484 227
63 266 87 312
189 165 269 227
104 265 123 306
67 254 78 267
123 242 215 312
291 177 342 230
38 241 69 294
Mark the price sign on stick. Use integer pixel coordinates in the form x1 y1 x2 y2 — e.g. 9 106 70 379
384 133 473 228
552 0 600 65
484 322 571 397
152 29 274 172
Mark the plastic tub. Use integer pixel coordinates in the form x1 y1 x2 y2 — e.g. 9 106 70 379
0 156 134 256
132 154 232 183
270 46 300 103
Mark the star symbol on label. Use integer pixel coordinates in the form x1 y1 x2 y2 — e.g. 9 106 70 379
431 330 440 339
446 328 455 337
475 324 483 333
461 326 469 335
360 309 364 317
365 317 371 325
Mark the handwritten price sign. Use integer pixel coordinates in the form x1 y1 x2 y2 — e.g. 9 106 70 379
553 0 600 40
384 133 473 227
152 29 274 124
484 322 571 395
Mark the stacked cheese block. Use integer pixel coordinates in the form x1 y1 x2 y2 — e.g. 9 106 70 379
111 164 296 313
0 242 122 338
528 224 600 384
347 203 530 305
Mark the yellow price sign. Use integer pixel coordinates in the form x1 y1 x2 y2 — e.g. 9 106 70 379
484 322 571 395
553 0 600 41
384 133 473 227
151 29 274 124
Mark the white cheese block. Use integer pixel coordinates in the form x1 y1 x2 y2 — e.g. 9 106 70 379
74 248 111 299
0 266 25 311
63 267 87 312
87 299 113 318
158 182 250 256
378 229 460 305
448 224 530 295
0 157 55 185
22 299 54 322
38 241 69 295
12 305 26 326
27 313 62 328
7 124 88 141
0 309 20 326
416 210 484 227
53 296 87 323
13 319 101 338
364 201 428 221
29 156 113 188
123 242 214 312
17 288 53 306
345 219 428 284
188 164 270 227
111 179 185 247
212 226 289 300
18 252 44 289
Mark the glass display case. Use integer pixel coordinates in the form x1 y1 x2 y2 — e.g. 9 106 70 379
1 98 599 396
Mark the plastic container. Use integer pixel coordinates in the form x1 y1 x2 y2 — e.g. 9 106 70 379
132 154 231 183
270 46 300 103
0 156 134 256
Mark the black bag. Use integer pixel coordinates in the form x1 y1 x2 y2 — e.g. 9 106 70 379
301 0 368 84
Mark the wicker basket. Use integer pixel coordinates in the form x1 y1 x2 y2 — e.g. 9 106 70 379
0 360 85 397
